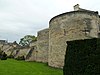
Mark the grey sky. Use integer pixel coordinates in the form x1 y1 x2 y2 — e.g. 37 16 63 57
0 0 100 42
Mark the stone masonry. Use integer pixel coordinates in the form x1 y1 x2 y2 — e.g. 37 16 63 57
14 46 30 59
36 28 49 63
24 4 100 68
48 4 100 68
25 41 37 61
25 28 49 63
0 41 19 57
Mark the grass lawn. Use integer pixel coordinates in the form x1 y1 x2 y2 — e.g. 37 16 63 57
0 59 63 75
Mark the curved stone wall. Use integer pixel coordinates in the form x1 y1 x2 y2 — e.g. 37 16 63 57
49 11 99 68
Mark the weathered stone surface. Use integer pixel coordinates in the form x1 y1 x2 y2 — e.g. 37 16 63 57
26 28 49 63
49 9 100 68
11 49 19 57
0 44 13 57
15 47 30 59
2 44 13 56
25 41 37 61
25 5 100 68
36 28 49 63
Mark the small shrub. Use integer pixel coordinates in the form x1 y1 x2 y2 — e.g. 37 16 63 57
15 56 25 60
0 52 7 60
7 55 14 58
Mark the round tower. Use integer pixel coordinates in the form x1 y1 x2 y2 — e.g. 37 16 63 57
48 6 100 68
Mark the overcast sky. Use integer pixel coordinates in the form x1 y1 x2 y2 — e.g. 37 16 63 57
0 0 100 42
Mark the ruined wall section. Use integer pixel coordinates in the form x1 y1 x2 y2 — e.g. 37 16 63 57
98 17 100 37
25 41 37 61
3 45 13 56
49 11 99 68
15 47 30 59
1 44 14 56
0 44 3 48
11 49 19 57
36 28 49 63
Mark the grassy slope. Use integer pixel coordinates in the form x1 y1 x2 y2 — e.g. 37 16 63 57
0 59 63 75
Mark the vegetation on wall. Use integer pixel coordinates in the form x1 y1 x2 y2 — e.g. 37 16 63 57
63 38 100 75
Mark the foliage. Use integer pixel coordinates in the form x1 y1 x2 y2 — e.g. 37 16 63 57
7 55 14 58
19 35 37 46
0 59 63 75
0 50 7 60
15 56 25 60
63 38 100 75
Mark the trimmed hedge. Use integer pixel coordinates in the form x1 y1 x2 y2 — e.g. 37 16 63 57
63 38 100 75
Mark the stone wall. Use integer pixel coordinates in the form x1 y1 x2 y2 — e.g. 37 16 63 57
0 44 14 57
15 47 30 59
11 49 19 57
3 45 13 56
98 18 100 37
25 41 37 61
0 44 3 50
49 11 99 68
36 28 49 63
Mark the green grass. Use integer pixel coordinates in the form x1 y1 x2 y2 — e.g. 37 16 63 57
0 59 63 75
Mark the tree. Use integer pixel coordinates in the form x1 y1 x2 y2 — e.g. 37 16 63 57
19 35 37 46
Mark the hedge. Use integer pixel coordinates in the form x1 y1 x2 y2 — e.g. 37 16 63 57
63 38 100 75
